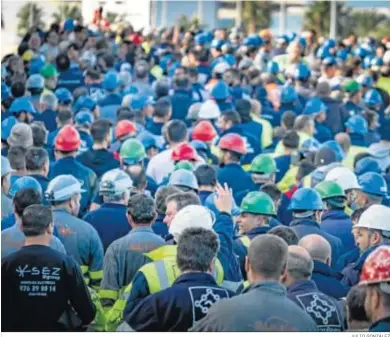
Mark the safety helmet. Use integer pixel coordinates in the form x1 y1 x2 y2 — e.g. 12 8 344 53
354 156 382 176
281 85 297 104
63 17 75 31
213 62 230 74
355 205 390 233
74 95 97 113
45 175 85 202
211 38 224 50
205 192 240 217
353 46 368 59
336 49 349 62
343 80 361 94
243 34 263 47
295 36 307 49
314 180 346 208
358 172 387 197
26 74 44 89
322 56 337 67
371 57 384 68
240 191 276 216
299 137 321 156
359 246 390 290
9 97 36 114
325 167 361 192
192 120 217 143
356 74 373 88
172 143 198 162
29 55 46 75
1 156 14 178
55 88 73 104
168 169 198 191
138 132 158 151
1 117 18 142
55 125 80 152
266 61 279 75
119 138 146 165
75 110 94 127
345 115 368 135
115 120 137 139
294 63 311 81
323 39 336 49
102 71 120 91
211 80 230 100
316 46 332 60
303 97 327 116
364 89 383 107
288 188 324 211
40 64 58 78
321 141 345 162
99 168 133 196
174 160 193 172
194 33 208 46
363 55 374 69
250 154 277 175
218 133 246 155
198 100 221 120
130 95 153 111
9 176 42 198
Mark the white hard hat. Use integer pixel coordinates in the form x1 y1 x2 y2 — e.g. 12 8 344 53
213 62 230 74
46 175 85 202
100 169 133 196
325 166 361 191
355 205 390 232
198 100 221 120
169 205 215 242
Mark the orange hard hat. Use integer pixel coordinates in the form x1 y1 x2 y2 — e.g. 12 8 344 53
192 121 217 143
172 143 198 162
218 133 246 155
359 246 390 287
55 125 80 152
115 120 137 139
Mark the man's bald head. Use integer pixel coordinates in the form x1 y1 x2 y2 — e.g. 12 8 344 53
247 234 288 281
286 245 313 282
299 234 332 265
335 132 351 156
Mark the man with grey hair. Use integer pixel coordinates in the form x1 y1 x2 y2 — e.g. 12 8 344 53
36 92 58 132
299 234 349 299
282 245 345 331
163 191 200 227
125 227 234 331
191 234 317 332
99 194 165 310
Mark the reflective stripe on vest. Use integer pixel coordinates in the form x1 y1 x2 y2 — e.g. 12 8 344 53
277 165 298 193
88 287 106 332
239 236 251 248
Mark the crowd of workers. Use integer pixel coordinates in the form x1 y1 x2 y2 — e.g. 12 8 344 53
1 12 390 332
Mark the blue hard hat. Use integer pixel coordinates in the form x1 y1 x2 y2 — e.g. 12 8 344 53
322 56 337 67
9 176 42 198
211 80 230 100
138 132 158 150
353 47 368 59
26 74 44 89
336 49 349 62
102 71 120 91
316 46 332 60
75 109 94 126
355 156 382 176
243 34 263 47
74 95 97 113
267 61 279 75
323 39 336 49
281 85 297 104
169 169 198 191
371 57 384 68
345 115 368 135
1 82 10 101
1 117 18 142
300 137 321 154
195 33 208 46
224 54 236 67
190 140 208 152
286 32 297 43
294 63 311 81
277 35 289 44
55 88 73 104
295 36 307 49
303 97 327 116
130 95 153 111
211 38 224 50
204 31 214 42
356 74 374 88
288 187 324 211
9 97 36 115
358 172 387 197
363 55 374 69
321 141 344 162
29 55 45 75
364 89 383 107
63 18 75 31
205 192 241 217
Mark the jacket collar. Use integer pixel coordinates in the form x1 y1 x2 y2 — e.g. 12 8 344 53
243 280 286 296
156 213 165 222
101 203 127 210
174 272 217 286
287 279 318 293
369 316 390 331
321 209 348 221
29 174 49 182
130 226 155 234
247 226 270 237
313 260 335 277
290 218 320 229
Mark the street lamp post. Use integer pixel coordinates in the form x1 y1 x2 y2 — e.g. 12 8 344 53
330 0 337 39
161 0 167 27
236 1 242 28
198 0 203 24
279 2 286 35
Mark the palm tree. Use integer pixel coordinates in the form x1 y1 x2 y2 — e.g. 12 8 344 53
351 10 390 37
52 3 82 24
17 3 45 37
241 1 277 34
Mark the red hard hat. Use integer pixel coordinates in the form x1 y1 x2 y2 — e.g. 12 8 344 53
55 125 80 151
172 143 198 161
218 133 246 155
359 246 390 286
192 121 217 143
115 120 137 139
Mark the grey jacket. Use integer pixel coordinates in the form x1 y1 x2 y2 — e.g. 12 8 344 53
190 281 318 332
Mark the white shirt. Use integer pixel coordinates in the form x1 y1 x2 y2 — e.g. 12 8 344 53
146 148 174 184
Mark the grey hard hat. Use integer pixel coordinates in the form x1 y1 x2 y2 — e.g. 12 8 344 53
169 169 199 191
99 168 133 196
186 102 202 121
45 175 86 202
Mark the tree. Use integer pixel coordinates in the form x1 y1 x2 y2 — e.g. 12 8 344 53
241 1 277 34
17 3 45 37
350 10 390 38
52 3 82 24
106 11 118 24
303 1 350 38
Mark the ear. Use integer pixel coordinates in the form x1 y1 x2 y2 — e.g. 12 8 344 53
245 255 250 275
126 213 134 226
325 256 331 266
46 222 54 235
208 257 216 273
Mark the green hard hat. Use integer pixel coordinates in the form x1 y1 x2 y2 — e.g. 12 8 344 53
315 180 346 200
250 154 277 174
40 64 58 78
174 160 193 172
343 79 361 94
240 191 276 216
120 138 146 165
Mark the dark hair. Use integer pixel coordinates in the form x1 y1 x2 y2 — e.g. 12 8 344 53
128 166 147 190
11 82 26 98
154 98 171 119
177 227 220 273
85 68 101 81
103 53 115 69
194 164 217 187
351 206 369 224
346 286 368 323
282 130 299 149
365 109 378 128
127 194 156 224
353 152 372 170
73 87 89 101
25 147 49 171
235 99 252 123
260 183 281 202
268 226 299 246
8 146 27 170
31 122 47 147
56 54 70 72
117 107 135 120
155 185 181 214
166 120 187 143
186 67 198 80
57 109 73 124
14 188 42 217
155 81 170 99
294 115 313 131
297 160 316 181
90 119 112 143
282 111 297 130
22 204 52 237
166 192 200 211
222 110 241 125
174 74 190 89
